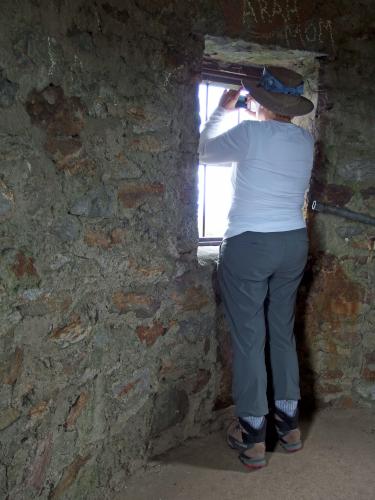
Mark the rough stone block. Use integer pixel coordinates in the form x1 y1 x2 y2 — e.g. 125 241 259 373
0 407 21 431
70 187 115 218
84 229 113 249
310 180 354 206
159 358 179 378
112 291 160 317
25 85 93 175
0 179 14 219
49 454 91 499
45 136 93 174
27 433 53 492
340 160 375 183
191 369 211 394
316 382 344 395
116 378 141 398
28 401 49 420
0 77 18 107
113 368 151 401
102 2 130 23
136 321 167 346
110 227 127 244
2 347 23 385
118 182 164 208
52 217 81 242
12 251 38 279
84 227 126 249
361 352 375 382
17 289 72 317
127 258 166 280
64 391 90 430
151 387 189 436
128 135 168 153
171 285 210 311
361 186 375 199
26 85 85 135
49 315 91 347
361 367 375 382
304 254 364 324
335 225 365 238
320 369 344 380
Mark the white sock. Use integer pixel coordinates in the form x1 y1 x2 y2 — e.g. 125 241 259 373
241 415 265 429
275 400 298 417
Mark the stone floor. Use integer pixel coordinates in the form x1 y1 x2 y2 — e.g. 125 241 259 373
120 408 375 500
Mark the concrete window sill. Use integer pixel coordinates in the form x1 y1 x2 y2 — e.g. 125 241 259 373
197 246 219 266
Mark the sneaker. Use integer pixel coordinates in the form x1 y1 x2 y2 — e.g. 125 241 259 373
226 417 267 469
274 407 302 452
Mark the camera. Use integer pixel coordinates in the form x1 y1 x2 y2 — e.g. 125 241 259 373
235 95 247 109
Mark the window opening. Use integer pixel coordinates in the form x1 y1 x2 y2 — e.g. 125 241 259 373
198 80 256 245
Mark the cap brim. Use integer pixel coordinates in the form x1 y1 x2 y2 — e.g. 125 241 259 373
243 80 314 117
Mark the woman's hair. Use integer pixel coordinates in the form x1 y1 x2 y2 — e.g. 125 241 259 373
273 112 292 121
258 104 292 121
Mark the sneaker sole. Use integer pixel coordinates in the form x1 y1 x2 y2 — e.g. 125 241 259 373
239 455 267 470
279 440 303 453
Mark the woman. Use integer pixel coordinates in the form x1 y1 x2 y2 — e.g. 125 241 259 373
199 66 314 470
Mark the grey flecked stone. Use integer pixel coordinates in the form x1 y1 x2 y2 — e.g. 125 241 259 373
68 31 95 52
0 181 14 216
93 327 110 348
21 288 46 301
0 407 20 430
339 160 375 182
51 216 81 241
0 192 13 216
0 311 22 337
151 387 189 436
0 78 18 107
17 302 49 317
70 187 116 218
336 225 365 238
49 254 71 270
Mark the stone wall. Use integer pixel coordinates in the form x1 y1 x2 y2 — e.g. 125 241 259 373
0 0 374 497
0 1 216 497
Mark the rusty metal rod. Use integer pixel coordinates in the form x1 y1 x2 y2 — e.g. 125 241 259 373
311 200 375 226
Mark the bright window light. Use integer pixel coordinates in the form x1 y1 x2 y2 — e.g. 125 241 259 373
198 82 253 241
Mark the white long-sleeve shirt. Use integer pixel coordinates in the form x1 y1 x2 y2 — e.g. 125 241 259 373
199 107 314 238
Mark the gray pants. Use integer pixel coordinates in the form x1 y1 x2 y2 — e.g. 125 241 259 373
218 228 308 417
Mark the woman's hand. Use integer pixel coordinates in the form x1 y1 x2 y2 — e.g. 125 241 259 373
219 88 242 111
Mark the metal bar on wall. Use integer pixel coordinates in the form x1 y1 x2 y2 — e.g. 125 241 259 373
311 201 375 226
